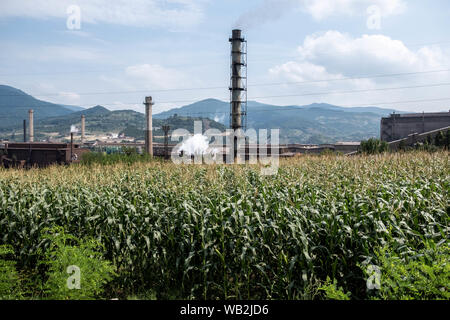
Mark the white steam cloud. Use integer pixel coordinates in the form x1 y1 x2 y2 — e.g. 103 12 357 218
179 134 218 156
213 114 226 124
70 125 79 133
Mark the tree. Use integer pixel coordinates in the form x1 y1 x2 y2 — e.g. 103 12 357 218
360 138 389 154
434 130 449 149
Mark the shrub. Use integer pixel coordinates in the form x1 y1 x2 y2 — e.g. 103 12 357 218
121 146 138 156
80 152 155 166
363 241 450 300
0 245 20 299
318 277 351 300
39 227 116 300
360 138 389 154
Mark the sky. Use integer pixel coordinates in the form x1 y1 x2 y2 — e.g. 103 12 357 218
1 0 450 114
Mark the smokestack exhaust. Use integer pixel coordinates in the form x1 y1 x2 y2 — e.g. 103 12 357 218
81 115 85 143
144 96 154 156
28 109 34 142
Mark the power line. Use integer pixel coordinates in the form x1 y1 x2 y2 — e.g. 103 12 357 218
245 97 450 113
2 79 450 112
248 69 450 87
0 85 227 98
154 97 450 116
135 81 450 105
167 98 450 115
3 38 450 77
0 55 292 77
1 96 449 120
1 68 450 98
249 82 450 100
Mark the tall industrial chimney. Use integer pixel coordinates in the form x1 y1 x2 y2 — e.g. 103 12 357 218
229 29 247 131
81 115 85 143
144 96 154 156
229 29 247 160
28 109 34 142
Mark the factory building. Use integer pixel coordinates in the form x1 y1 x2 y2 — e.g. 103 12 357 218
381 111 450 142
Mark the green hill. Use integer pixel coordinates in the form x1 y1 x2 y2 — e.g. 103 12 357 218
1 104 226 142
0 85 406 144
155 99 401 143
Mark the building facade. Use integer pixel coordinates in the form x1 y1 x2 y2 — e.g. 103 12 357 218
380 111 450 142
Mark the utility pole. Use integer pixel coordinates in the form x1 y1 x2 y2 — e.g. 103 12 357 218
70 132 74 162
81 115 86 143
23 120 26 142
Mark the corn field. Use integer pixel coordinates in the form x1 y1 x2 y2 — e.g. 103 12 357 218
0 152 448 299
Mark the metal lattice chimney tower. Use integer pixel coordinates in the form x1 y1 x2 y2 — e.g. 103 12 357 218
28 109 34 142
81 115 85 143
144 96 154 156
229 29 247 131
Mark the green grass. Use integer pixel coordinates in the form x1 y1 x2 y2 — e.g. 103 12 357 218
0 151 448 299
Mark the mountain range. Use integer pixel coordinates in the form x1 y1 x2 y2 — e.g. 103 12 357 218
24 105 226 142
0 85 83 127
155 99 399 143
0 84 402 143
0 85 226 142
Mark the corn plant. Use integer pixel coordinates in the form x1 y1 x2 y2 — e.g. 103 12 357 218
0 151 448 299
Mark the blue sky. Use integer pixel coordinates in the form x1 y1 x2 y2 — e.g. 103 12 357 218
1 0 450 114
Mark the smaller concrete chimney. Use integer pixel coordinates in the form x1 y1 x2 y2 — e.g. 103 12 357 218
81 115 85 143
28 109 34 142
144 96 154 156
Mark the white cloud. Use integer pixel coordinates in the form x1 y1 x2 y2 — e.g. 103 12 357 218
34 91 81 106
302 0 406 20
57 91 81 102
271 61 341 83
267 31 450 111
125 64 193 90
93 64 203 112
0 0 205 29
271 31 449 82
19 45 102 62
295 31 449 76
